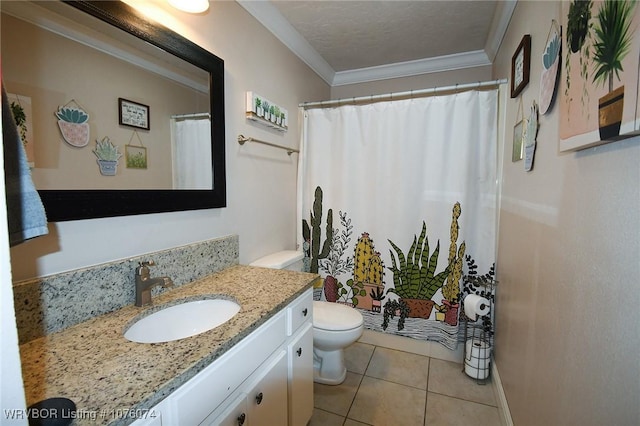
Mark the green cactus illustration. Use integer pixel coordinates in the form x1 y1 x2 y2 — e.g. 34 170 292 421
442 202 465 304
302 186 333 274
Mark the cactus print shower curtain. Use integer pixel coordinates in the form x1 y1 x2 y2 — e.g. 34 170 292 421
297 90 499 350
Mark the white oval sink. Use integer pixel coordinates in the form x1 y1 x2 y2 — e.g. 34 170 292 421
124 299 240 343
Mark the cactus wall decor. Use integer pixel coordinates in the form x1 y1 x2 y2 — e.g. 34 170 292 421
55 103 90 147
245 91 288 131
93 136 122 176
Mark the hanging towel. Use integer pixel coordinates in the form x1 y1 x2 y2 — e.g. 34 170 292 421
2 83 48 245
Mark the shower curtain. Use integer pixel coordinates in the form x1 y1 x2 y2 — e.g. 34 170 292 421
171 118 212 189
297 90 499 350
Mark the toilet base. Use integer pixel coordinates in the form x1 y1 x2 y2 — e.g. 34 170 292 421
313 348 347 385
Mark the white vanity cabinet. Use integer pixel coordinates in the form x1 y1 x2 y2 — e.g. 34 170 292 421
132 288 313 426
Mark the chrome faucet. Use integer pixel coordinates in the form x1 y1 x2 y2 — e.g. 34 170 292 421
135 261 174 307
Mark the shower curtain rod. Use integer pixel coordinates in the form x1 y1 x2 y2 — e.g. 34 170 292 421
300 78 507 109
171 112 211 119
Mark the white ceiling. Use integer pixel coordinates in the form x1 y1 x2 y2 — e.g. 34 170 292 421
237 0 516 86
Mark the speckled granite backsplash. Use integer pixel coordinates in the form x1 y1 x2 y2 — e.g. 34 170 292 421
13 235 239 344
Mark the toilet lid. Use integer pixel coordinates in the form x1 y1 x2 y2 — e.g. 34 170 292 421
313 301 363 331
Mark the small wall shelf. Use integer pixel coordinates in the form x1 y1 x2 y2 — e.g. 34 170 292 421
246 92 288 132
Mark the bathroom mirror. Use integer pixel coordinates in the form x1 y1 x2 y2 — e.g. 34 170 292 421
1 0 226 221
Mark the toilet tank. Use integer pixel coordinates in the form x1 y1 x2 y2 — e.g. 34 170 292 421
250 250 305 271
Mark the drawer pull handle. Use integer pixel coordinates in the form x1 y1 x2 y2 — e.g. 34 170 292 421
302 308 308 317
237 413 246 425
256 392 263 405
297 347 302 357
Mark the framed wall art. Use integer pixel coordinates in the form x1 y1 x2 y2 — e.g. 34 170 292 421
560 1 640 151
511 35 531 98
512 118 524 162
118 98 150 130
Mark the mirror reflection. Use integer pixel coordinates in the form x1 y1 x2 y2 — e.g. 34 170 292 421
2 1 212 190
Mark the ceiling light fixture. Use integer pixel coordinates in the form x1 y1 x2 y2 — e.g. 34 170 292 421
168 0 209 14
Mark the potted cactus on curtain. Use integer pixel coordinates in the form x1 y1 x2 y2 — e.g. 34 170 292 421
319 210 358 304
386 222 450 319
352 232 385 310
591 0 635 140
437 202 465 326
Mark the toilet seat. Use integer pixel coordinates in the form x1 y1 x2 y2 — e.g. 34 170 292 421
313 301 363 331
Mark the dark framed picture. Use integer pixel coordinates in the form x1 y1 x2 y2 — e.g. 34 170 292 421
119 98 150 130
511 35 531 98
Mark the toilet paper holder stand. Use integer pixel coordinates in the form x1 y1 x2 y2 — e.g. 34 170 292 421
460 278 497 384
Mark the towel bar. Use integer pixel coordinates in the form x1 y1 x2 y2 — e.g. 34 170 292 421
237 134 299 156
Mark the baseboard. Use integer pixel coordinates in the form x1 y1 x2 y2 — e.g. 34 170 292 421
491 360 513 426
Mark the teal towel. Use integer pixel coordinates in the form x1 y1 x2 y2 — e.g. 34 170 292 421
2 83 48 245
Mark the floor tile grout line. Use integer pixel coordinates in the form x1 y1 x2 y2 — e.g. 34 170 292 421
343 345 378 424
427 389 500 408
424 356 432 426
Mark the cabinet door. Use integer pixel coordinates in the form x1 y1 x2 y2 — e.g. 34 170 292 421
202 394 248 426
246 350 288 426
288 323 313 426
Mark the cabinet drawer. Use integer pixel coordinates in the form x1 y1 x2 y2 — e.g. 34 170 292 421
170 311 286 425
286 289 313 336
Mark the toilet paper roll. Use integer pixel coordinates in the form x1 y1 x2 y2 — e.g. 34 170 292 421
464 294 490 321
464 338 491 379
465 339 491 379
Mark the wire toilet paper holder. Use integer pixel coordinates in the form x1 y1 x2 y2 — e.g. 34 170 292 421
461 277 497 384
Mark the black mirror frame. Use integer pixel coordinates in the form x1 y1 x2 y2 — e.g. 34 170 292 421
38 1 226 221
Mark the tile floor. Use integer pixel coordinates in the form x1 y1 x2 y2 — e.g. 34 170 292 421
309 342 502 426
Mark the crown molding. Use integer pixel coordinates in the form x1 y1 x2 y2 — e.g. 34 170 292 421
236 0 335 85
238 0 515 87
484 0 517 62
332 50 492 86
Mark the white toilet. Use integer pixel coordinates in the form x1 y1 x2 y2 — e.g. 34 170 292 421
250 251 364 385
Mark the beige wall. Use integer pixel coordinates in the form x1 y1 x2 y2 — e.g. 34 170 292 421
8 0 329 280
1 13 207 190
492 2 639 425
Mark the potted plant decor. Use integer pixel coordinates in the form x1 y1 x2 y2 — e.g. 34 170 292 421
591 0 635 139
437 202 465 326
386 222 450 319
564 0 593 113
319 210 356 304
352 232 385 310
93 136 122 176
370 286 384 313
56 105 90 147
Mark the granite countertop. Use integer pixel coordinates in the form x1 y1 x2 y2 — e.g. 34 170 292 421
19 265 317 425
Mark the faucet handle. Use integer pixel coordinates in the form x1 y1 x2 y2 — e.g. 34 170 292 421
136 260 155 276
